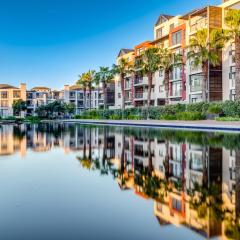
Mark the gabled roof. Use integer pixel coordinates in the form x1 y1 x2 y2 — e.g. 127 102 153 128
155 14 174 26
31 87 51 91
69 85 83 91
180 8 201 20
117 48 134 58
0 84 19 90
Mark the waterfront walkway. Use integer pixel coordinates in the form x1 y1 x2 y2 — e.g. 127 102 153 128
59 119 240 132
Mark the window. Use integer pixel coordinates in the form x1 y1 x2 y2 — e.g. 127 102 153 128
171 30 182 46
13 91 20 98
118 93 121 98
1 100 8 107
171 82 182 97
78 93 83 99
156 28 163 39
190 75 203 92
159 70 163 77
159 85 164 93
170 23 175 30
1 91 8 99
172 198 182 212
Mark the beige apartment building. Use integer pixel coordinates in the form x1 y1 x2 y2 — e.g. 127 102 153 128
114 0 240 108
0 83 114 117
0 83 26 117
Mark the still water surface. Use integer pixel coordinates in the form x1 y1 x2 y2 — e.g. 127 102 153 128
0 123 240 240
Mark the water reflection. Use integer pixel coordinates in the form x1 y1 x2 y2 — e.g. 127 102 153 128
1 123 240 239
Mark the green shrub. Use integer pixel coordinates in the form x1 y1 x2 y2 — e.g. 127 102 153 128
25 116 41 123
176 112 205 121
110 114 121 120
216 117 240 121
207 103 223 114
3 116 17 121
73 101 240 121
222 101 240 117
186 102 209 114
160 114 177 120
127 115 141 120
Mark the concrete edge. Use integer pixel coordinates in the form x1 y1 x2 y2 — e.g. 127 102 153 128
51 119 240 133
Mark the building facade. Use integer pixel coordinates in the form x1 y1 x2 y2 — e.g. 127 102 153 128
0 84 26 117
114 0 240 109
0 83 115 117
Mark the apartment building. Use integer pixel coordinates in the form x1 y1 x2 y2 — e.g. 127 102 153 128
0 82 114 117
98 82 115 109
0 83 26 117
115 0 240 108
115 49 135 109
26 87 64 115
64 85 97 115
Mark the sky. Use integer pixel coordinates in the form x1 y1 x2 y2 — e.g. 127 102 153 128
0 0 220 89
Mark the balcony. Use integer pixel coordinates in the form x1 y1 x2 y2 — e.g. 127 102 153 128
169 74 182 82
190 17 207 34
134 76 150 86
190 85 202 93
125 82 132 90
135 92 143 99
134 77 143 85
134 91 155 100
98 99 104 105
170 90 182 98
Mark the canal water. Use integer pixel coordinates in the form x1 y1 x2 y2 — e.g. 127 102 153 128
0 123 240 240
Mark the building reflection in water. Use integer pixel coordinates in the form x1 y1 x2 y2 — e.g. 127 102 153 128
1 123 240 239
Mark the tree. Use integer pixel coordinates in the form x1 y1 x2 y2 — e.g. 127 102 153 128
112 58 132 110
85 70 96 110
12 99 27 117
159 48 182 105
63 103 75 117
187 29 225 102
95 67 114 109
225 9 240 100
135 47 160 107
35 101 67 119
76 73 89 111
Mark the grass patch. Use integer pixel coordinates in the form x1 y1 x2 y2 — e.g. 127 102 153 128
215 117 240 121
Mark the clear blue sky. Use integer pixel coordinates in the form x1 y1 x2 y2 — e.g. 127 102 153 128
0 0 220 89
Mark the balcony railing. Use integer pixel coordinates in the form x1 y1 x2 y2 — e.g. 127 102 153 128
230 79 235 89
170 90 182 98
98 99 104 105
125 82 132 89
190 85 202 92
134 77 144 85
135 93 143 99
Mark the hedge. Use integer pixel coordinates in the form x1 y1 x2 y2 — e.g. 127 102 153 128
74 101 240 121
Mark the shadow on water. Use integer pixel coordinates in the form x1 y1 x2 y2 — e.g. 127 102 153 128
1 122 240 239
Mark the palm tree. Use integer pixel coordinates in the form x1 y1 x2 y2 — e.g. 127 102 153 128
83 70 96 110
135 47 160 107
187 29 225 102
76 73 88 111
158 48 182 105
112 58 131 110
95 67 114 110
225 9 240 100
